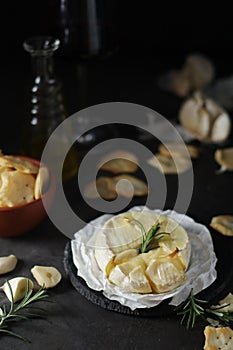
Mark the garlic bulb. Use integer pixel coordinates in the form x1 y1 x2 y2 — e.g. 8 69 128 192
179 91 231 143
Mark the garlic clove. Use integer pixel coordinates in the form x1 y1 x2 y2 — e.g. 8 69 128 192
197 107 211 139
1 277 34 302
179 93 201 135
211 113 231 143
0 254 17 275
179 91 231 143
31 265 62 289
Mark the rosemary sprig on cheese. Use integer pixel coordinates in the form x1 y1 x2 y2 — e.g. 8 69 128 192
125 218 170 253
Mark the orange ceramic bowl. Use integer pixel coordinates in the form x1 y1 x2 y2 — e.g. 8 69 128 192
0 156 56 238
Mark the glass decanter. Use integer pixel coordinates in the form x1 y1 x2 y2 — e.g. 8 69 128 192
21 36 78 182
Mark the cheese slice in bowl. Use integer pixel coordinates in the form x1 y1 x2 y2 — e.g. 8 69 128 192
94 211 191 294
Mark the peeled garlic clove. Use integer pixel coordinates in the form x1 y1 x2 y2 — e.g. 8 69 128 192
179 93 202 134
1 277 34 302
0 254 17 275
31 265 62 289
197 107 211 139
211 114 231 143
215 148 233 171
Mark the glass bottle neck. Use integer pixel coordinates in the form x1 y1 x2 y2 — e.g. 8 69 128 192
31 54 55 82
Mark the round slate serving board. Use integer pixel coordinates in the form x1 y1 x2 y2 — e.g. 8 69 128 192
63 241 174 317
63 239 233 317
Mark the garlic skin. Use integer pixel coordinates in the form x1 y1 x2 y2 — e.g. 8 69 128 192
179 91 231 144
31 266 62 289
1 277 34 302
0 254 17 275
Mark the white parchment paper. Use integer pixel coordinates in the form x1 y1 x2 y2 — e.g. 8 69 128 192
71 206 217 310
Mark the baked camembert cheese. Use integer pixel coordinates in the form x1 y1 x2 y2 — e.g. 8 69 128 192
94 211 191 294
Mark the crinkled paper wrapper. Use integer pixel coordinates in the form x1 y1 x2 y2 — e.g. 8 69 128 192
71 206 217 310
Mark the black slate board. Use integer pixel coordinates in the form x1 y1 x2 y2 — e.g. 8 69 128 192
63 238 233 317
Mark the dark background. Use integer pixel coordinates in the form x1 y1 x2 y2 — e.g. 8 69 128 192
4 1 233 56
2 1 233 152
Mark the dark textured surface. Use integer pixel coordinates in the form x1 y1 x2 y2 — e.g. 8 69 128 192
1 42 233 349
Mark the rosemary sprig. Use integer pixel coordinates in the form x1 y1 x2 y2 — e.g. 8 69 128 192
126 218 170 253
141 222 164 253
175 288 233 329
0 280 48 341
175 289 207 329
206 304 233 326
